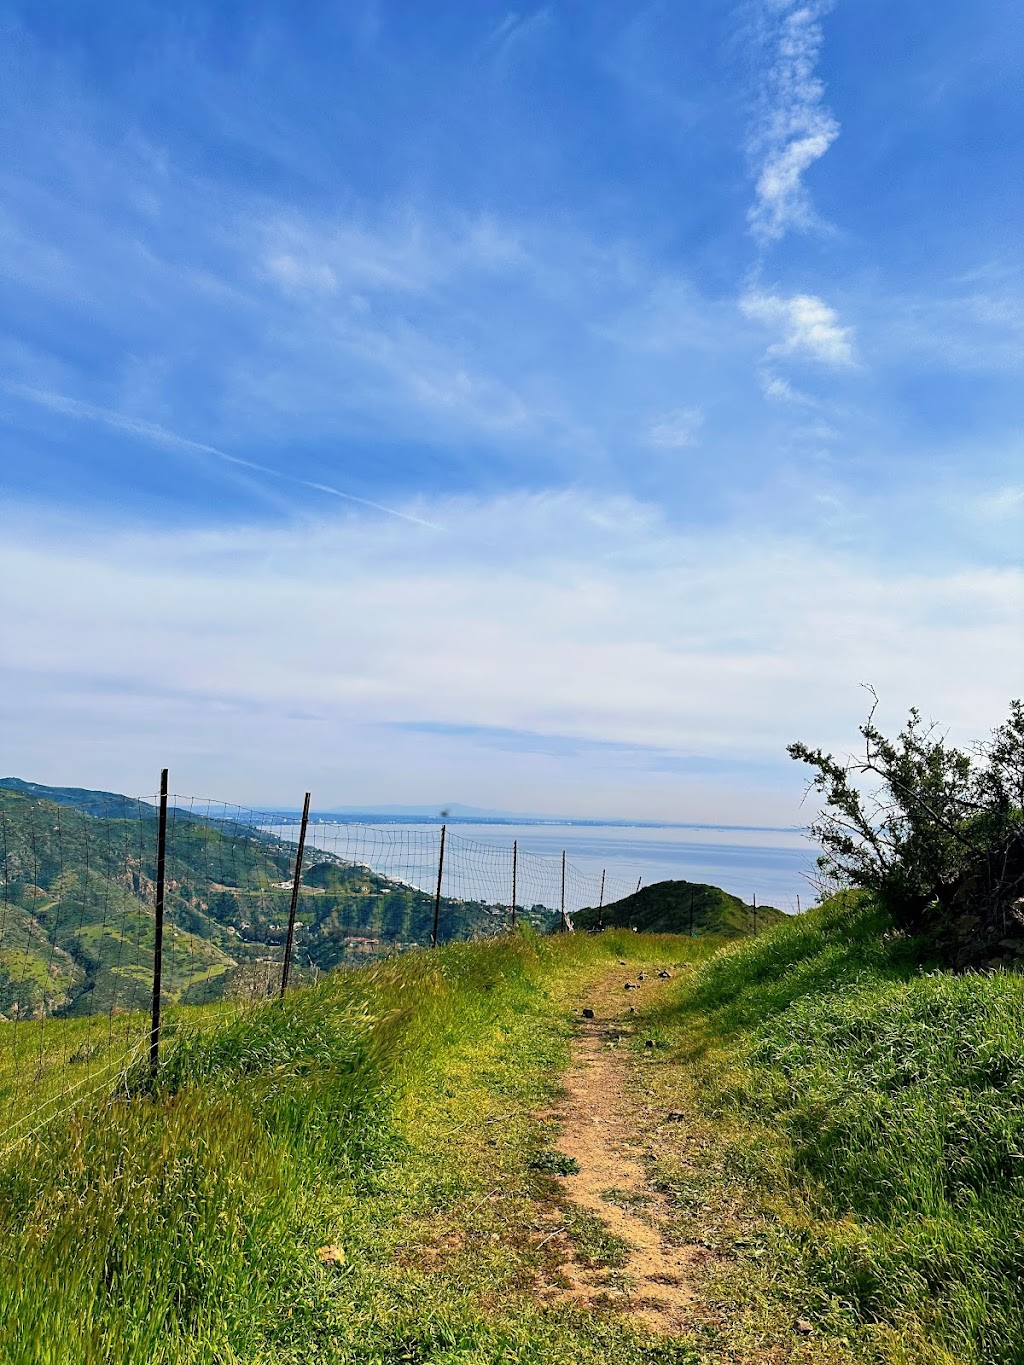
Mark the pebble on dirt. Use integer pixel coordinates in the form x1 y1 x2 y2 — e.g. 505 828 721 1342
624 981 639 990
582 1008 595 1019
658 969 672 979
793 1319 814 1336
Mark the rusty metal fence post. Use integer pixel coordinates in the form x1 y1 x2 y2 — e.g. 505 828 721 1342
280 792 311 997
149 768 168 1079
560 850 567 931
431 823 446 948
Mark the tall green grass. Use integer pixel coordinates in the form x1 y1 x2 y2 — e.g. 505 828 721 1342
0 928 710 1365
14 900 1020 1363
656 894 1024 1364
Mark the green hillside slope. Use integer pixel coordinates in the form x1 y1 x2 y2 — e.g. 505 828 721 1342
643 892 1024 1363
573 878 786 936
0 787 231 1017
0 930 723 1365
0 785 552 1017
0 776 153 819
2 902 1022 1362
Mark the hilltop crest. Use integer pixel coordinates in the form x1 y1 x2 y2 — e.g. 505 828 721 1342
573 878 787 936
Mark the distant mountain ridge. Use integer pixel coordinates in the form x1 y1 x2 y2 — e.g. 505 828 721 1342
0 777 154 819
2 777 801 834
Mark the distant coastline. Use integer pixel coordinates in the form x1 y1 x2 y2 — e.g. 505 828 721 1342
267 810 808 835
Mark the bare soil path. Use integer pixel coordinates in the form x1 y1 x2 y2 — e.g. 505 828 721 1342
537 964 714 1332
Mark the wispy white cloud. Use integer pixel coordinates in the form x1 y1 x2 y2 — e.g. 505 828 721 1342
484 9 553 63
864 282 1024 375
0 73 848 501
234 210 745 462
757 369 809 403
263 252 338 294
2 492 1021 819
646 407 703 449
747 0 839 245
258 214 474 296
741 289 855 367
964 484 1024 523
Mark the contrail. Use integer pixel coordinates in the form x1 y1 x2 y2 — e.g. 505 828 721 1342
3 382 443 531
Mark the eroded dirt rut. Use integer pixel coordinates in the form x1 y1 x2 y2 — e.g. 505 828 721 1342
537 967 712 1332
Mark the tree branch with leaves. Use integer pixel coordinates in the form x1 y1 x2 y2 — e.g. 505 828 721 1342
789 694 1024 962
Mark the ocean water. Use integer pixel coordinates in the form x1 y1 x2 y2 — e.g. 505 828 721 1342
287 818 818 916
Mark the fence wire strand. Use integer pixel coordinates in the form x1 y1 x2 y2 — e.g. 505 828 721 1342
0 791 652 1150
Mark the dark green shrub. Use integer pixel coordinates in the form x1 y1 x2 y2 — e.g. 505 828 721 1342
789 695 1024 965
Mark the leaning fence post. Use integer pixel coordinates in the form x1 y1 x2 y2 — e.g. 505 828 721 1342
510 839 518 932
598 868 606 929
431 823 446 948
149 768 168 1080
752 892 758 937
280 792 311 998
560 850 567 932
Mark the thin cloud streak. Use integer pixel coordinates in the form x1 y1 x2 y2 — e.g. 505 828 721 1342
2 382 444 530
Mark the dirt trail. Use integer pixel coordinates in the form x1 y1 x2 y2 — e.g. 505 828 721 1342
537 966 713 1332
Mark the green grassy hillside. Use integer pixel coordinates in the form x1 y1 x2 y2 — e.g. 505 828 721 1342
0 786 553 1018
573 878 786 936
645 892 1024 1364
0 929 714 1365
0 776 153 819
0 903 1022 1362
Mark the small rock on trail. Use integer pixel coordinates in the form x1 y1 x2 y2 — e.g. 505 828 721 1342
582 1008 595 1019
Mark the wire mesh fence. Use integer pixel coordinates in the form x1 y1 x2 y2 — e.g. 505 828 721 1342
0 778 643 1151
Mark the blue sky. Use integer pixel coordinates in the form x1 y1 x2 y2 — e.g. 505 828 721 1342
1 0 1022 818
